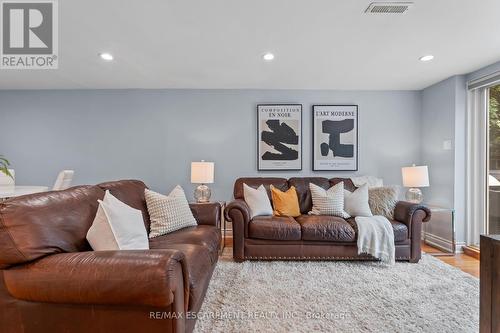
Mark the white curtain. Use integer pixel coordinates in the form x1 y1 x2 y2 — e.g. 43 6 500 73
465 88 488 246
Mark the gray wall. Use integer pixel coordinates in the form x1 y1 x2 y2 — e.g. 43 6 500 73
421 59 500 247
0 89 422 200
421 75 466 244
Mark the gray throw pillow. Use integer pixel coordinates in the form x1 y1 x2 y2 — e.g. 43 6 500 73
368 186 399 219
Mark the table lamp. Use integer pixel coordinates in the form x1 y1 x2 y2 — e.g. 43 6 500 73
402 165 429 203
191 161 214 203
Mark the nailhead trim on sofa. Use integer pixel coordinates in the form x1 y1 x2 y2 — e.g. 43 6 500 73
244 256 410 260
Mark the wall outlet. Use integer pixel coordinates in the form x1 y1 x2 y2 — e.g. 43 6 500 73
443 140 453 150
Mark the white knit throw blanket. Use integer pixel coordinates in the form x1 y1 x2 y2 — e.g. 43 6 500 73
355 215 395 265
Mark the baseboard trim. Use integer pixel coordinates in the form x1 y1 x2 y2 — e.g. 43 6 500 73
463 245 480 260
423 233 454 253
424 233 466 254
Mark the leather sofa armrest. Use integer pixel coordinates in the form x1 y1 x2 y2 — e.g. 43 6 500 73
394 201 431 263
189 202 221 227
3 249 189 309
394 201 431 226
224 199 251 228
224 199 251 261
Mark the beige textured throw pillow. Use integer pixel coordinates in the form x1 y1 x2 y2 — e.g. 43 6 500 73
368 186 399 219
145 186 197 238
309 182 350 218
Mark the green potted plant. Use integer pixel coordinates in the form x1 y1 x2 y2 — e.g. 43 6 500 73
0 155 13 178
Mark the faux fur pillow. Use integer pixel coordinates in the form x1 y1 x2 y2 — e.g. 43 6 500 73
368 186 399 219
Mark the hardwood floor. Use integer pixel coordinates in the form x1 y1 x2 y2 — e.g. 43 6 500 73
221 237 480 278
422 242 479 278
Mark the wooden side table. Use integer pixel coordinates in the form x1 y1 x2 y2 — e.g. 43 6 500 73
422 205 456 255
218 201 227 254
480 235 500 333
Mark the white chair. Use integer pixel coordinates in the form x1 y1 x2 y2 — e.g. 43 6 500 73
52 170 74 191
0 169 15 187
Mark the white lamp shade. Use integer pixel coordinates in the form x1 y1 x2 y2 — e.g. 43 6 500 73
402 165 429 188
191 161 214 184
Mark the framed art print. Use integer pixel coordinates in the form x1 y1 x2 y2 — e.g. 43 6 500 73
312 105 358 171
257 104 302 171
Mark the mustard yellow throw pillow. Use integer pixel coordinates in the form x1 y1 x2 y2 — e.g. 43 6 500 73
270 185 301 217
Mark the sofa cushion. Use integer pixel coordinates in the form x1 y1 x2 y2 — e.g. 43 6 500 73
0 185 105 269
345 217 408 243
149 225 220 263
98 180 150 231
295 215 356 242
248 216 301 241
390 220 408 242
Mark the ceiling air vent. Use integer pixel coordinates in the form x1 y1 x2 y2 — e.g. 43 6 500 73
365 2 413 14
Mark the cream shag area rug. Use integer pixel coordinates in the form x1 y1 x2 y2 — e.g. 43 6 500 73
194 255 478 333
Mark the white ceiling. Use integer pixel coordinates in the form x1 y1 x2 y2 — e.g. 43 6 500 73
2 0 500 90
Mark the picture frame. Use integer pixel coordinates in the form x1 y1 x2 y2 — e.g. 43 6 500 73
312 105 358 171
257 104 302 171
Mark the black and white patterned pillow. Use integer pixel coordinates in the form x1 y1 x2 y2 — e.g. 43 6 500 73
145 186 197 238
308 182 350 218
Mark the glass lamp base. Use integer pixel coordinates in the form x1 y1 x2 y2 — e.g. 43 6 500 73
406 188 423 204
194 184 211 203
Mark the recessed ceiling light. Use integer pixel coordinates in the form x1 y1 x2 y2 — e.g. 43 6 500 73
419 55 434 62
262 53 275 61
99 53 114 61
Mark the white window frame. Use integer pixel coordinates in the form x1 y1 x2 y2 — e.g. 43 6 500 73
465 88 488 246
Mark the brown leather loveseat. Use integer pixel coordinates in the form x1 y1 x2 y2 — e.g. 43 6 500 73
0 180 221 333
225 177 431 263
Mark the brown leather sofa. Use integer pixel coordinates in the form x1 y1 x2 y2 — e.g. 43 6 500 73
0 180 221 333
225 177 431 263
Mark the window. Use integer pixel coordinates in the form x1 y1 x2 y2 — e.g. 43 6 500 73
488 84 500 235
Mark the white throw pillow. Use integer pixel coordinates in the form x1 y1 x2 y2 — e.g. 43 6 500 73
243 184 273 218
86 190 149 251
309 182 349 218
344 184 373 217
146 186 198 238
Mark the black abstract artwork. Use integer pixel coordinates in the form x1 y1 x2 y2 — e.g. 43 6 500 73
261 120 299 160
320 119 354 158
258 104 302 170
313 105 358 171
